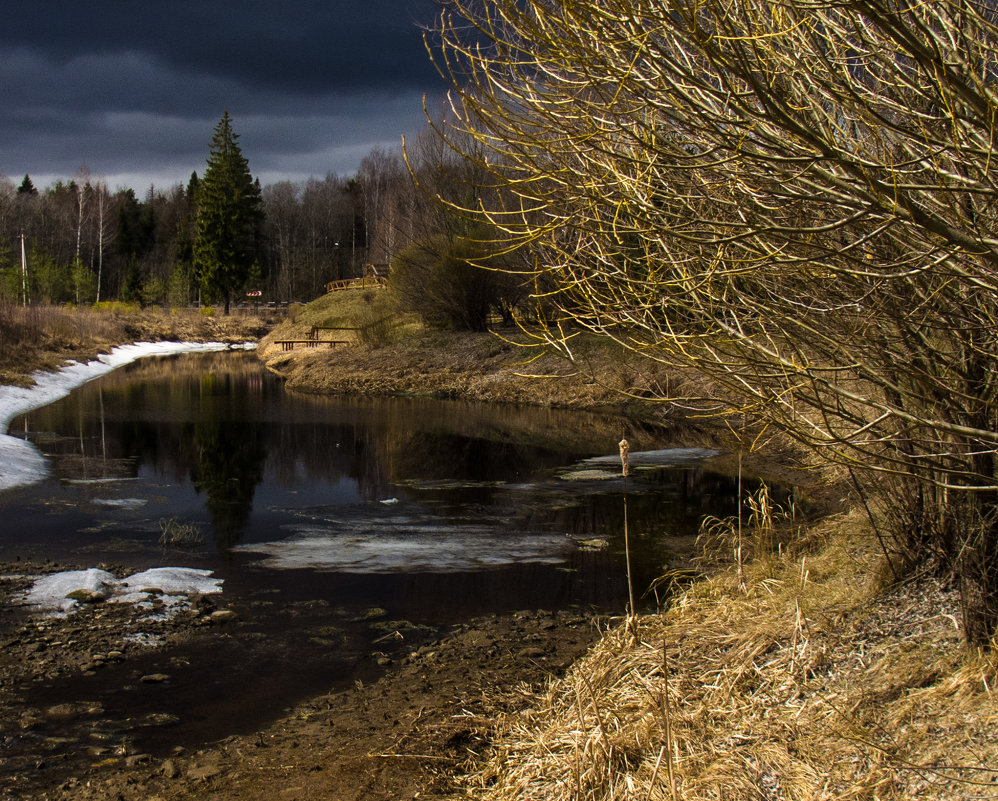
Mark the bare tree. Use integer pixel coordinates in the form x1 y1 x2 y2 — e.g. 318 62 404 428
358 147 419 270
73 166 91 268
434 0 998 642
262 181 304 300
301 174 351 293
90 178 113 303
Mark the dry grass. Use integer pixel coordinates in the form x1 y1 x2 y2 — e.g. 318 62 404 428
259 291 724 428
0 302 278 386
460 509 997 800
158 517 205 548
258 287 417 352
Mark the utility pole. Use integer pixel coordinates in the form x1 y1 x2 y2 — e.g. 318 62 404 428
20 233 28 307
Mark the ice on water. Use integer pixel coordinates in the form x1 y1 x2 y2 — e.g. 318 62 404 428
236 516 572 573
91 498 148 510
0 341 253 492
236 532 571 572
560 447 722 480
237 447 726 574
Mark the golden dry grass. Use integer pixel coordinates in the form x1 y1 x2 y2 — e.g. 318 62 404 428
257 287 413 353
257 289 996 798
460 509 998 800
0 302 277 385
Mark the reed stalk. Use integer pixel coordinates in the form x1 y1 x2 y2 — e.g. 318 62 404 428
620 438 637 633
737 450 745 592
660 637 677 800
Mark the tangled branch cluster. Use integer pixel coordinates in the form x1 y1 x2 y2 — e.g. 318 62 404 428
430 0 998 642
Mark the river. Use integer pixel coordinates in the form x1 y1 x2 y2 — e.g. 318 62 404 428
0 347 746 762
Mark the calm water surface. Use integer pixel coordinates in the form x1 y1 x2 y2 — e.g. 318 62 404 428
0 350 745 755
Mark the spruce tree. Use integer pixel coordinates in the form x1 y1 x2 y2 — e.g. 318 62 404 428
194 112 262 314
17 175 37 196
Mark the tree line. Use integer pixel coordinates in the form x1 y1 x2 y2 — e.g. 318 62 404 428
0 107 535 332
0 115 448 310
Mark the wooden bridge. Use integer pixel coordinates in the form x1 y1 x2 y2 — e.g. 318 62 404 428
273 338 349 352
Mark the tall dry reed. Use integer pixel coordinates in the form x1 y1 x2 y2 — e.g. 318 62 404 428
459 509 997 800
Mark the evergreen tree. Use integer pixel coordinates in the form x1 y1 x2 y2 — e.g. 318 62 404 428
168 173 200 307
116 189 155 302
17 175 37 196
117 189 155 261
122 258 144 305
194 112 262 314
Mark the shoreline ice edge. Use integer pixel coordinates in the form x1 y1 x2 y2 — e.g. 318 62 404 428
0 340 255 492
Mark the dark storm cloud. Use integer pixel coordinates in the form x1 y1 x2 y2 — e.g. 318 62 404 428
0 0 447 191
1 0 442 93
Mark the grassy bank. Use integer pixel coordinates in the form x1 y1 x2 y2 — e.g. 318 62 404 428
0 301 279 386
262 290 997 800
260 289 723 416
460 508 996 800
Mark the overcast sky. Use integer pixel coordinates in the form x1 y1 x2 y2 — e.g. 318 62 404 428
1 0 448 193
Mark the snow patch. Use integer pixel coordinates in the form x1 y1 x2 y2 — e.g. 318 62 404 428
24 566 222 616
25 568 118 613
124 632 165 647
0 340 255 492
114 567 222 603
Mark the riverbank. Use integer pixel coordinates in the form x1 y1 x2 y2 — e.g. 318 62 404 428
2 299 995 799
257 291 700 416
461 508 997 800
256 294 997 799
0 560 604 801
0 304 278 387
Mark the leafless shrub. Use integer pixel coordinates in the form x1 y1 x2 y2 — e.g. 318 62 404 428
430 0 998 643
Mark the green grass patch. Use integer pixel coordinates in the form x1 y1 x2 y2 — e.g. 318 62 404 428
268 287 422 348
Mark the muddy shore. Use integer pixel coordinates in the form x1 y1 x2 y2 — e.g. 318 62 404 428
1 557 605 801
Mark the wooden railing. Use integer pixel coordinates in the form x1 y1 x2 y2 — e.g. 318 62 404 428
325 276 387 293
274 323 362 352
273 339 348 352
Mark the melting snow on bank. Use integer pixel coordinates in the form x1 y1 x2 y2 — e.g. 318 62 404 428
0 341 254 492
22 566 223 616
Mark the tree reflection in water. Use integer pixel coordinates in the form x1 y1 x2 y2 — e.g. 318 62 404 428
189 423 266 550
5 352 765 597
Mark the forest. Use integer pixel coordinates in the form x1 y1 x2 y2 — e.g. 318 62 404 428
0 129 455 309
